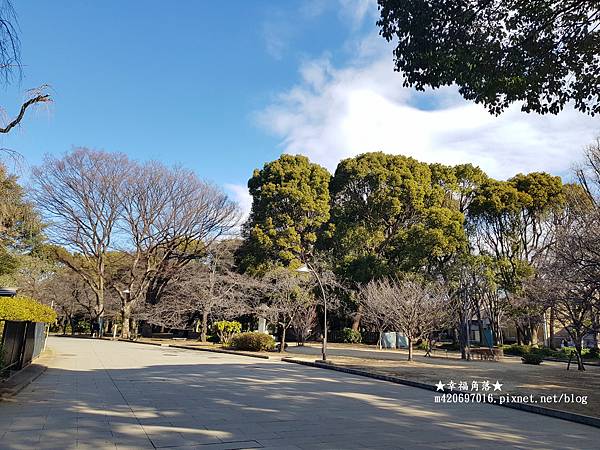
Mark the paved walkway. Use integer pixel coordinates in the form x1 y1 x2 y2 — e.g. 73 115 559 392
0 337 597 449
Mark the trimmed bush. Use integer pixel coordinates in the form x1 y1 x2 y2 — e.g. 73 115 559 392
522 352 544 365
230 332 275 351
0 296 56 323
529 346 556 357
340 328 362 344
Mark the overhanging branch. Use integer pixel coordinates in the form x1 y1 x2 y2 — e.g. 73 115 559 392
0 92 51 134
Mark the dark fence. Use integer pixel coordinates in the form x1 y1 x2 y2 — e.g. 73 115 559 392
1 321 46 374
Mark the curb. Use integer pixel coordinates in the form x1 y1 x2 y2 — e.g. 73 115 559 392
281 358 600 429
168 344 270 359
106 338 164 346
0 349 53 402
95 336 271 360
57 335 272 360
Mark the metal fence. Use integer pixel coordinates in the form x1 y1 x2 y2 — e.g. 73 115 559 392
1 321 47 374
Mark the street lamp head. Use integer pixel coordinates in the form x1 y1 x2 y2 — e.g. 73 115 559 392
296 264 311 273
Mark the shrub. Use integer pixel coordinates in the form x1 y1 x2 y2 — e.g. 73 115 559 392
522 352 544 365
340 328 362 344
212 320 241 345
529 346 556 358
587 347 600 359
230 332 275 351
0 296 57 323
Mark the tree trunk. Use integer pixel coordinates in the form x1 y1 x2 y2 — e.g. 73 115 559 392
574 336 586 371
549 307 556 349
351 305 362 331
458 315 469 360
279 325 287 353
200 310 209 342
529 318 538 346
407 337 413 361
96 277 104 337
121 303 132 339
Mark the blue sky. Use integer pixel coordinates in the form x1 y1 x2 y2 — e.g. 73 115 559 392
2 1 598 215
2 2 368 187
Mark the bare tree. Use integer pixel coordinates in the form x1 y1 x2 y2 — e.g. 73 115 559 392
39 269 85 335
359 281 394 350
147 240 256 340
535 186 600 370
360 277 449 360
32 149 128 335
260 268 316 352
292 302 317 346
112 161 239 338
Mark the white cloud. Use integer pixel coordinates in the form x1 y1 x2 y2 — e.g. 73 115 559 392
256 39 600 180
225 183 252 222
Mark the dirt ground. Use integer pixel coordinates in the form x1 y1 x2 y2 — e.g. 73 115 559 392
289 352 600 418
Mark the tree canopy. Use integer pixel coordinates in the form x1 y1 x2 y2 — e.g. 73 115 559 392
239 154 331 272
328 152 466 281
377 0 600 115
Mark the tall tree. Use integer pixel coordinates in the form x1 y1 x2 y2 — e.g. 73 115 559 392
111 161 239 338
327 153 468 331
535 185 599 370
329 152 463 281
468 173 564 344
32 149 127 334
377 0 600 115
239 154 331 272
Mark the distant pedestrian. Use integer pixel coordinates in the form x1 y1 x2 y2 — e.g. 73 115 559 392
92 321 100 338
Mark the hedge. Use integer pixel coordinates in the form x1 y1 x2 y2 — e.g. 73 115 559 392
230 332 275 351
0 295 57 323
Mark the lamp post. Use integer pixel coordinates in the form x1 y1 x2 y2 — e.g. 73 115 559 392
297 263 327 361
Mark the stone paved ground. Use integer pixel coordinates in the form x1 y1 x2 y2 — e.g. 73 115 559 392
0 337 597 449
